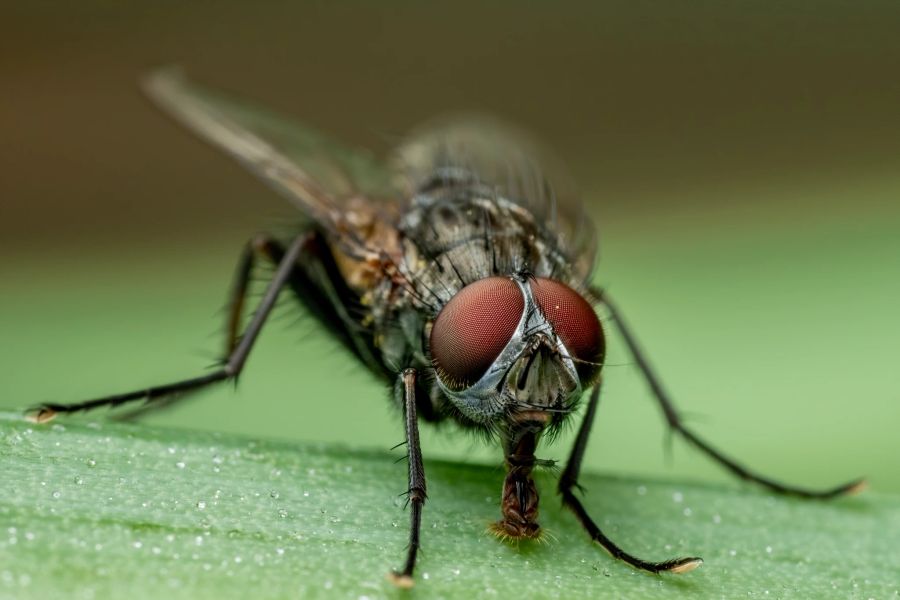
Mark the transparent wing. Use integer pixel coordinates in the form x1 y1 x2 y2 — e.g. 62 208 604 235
142 68 400 245
392 114 599 280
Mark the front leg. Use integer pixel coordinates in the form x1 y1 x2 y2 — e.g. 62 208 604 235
388 368 427 588
559 382 703 574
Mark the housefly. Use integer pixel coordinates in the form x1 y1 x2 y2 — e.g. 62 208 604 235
30 69 864 587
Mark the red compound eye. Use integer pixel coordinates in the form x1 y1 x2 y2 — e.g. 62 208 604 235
529 278 604 382
430 277 524 391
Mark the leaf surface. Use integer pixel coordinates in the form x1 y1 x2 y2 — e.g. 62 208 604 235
1 413 896 599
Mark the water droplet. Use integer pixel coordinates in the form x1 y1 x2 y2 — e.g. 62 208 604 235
636 485 647 496
24 532 35 541
234 556 242 563
74 476 84 485
133 541 143 549
278 509 288 519
176 462 186 469
270 491 280 499
152 547 161 555
276 548 285 556
303 491 310 497
51 491 61 499
167 447 176 454
712 514 722 524
682 507 692 517
729 549 737 557
196 501 207 510
766 546 773 554
672 491 684 503
86 459 97 468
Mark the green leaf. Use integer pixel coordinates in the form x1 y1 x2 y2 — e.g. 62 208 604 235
1 413 897 599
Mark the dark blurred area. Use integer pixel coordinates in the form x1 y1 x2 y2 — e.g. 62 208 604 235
2 2 899 491
3 1 900 253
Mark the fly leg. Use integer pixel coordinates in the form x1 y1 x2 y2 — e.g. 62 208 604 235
114 234 291 421
388 368 428 588
559 383 703 573
597 289 865 499
223 234 289 357
28 234 308 423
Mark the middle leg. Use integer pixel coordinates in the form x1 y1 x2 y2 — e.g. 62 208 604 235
598 290 864 499
30 234 307 422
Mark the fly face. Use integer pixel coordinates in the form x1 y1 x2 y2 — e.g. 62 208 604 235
429 275 604 430
31 69 864 588
425 273 604 543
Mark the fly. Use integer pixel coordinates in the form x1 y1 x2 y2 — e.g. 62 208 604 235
29 68 865 587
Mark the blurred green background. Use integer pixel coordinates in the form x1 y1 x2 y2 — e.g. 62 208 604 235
2 2 898 493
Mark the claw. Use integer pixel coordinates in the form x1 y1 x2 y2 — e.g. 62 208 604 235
667 557 703 574
386 571 415 588
25 406 57 424
844 479 868 496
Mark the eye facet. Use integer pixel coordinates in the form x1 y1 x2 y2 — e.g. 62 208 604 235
529 278 604 382
430 277 524 390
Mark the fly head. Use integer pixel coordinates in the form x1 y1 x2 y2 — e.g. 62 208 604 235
429 274 605 438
